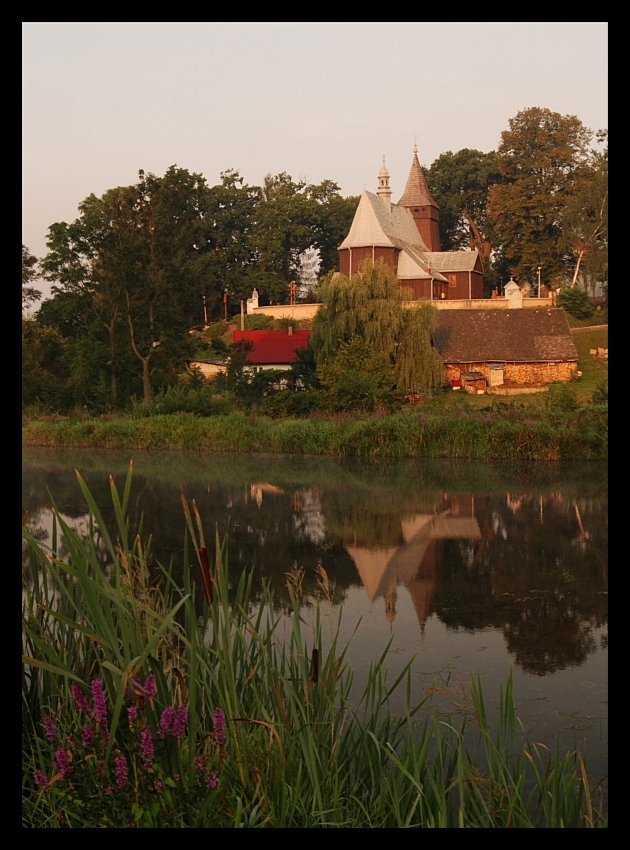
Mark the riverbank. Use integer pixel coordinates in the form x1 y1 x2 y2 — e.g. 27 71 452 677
22 403 607 461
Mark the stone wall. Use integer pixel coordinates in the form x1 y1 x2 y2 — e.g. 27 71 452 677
444 361 577 386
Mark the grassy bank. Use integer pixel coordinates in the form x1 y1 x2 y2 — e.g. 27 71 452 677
22 401 607 461
22 468 607 827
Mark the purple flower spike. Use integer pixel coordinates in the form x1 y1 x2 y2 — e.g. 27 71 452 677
144 673 157 698
114 754 128 789
213 707 226 748
82 724 95 748
43 715 56 742
158 704 188 739
54 747 71 778
33 770 48 787
70 683 91 715
140 727 154 768
91 679 108 724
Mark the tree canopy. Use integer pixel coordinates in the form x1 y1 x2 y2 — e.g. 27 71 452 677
425 149 502 266
487 107 595 285
22 245 41 309
311 261 442 397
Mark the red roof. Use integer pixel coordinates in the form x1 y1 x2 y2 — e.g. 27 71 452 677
232 330 312 365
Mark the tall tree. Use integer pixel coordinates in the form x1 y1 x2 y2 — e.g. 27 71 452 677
22 245 41 309
487 107 593 284
42 166 209 404
426 149 502 265
560 130 608 291
311 260 441 396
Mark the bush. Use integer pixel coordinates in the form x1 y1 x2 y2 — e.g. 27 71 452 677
557 287 596 320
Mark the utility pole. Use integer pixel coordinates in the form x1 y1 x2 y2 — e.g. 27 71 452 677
537 266 542 299
202 294 208 327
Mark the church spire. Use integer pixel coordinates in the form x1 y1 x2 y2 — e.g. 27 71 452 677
399 145 441 251
399 144 438 209
377 155 392 211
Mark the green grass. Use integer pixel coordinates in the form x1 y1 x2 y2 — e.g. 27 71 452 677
22 466 608 827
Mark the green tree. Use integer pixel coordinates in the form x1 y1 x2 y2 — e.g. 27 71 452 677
43 167 209 404
426 149 502 265
318 336 396 412
22 245 41 309
559 130 608 292
488 107 593 285
311 261 441 396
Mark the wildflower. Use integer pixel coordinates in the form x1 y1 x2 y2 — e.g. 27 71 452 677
33 770 48 787
213 707 226 748
143 673 157 698
91 679 108 724
54 747 71 778
82 724 95 749
105 785 113 795
158 706 174 739
193 755 206 772
153 778 163 790
173 773 180 782
70 683 91 715
140 727 154 769
208 774 218 789
158 704 188 739
114 754 128 789
43 714 56 742
128 706 138 723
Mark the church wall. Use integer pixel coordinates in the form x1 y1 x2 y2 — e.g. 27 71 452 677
338 246 397 277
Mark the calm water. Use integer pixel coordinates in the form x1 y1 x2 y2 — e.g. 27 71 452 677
22 447 608 782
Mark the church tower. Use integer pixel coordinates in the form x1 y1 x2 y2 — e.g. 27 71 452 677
398 145 441 251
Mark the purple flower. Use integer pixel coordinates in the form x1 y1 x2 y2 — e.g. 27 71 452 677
127 706 138 723
193 755 206 772
43 714 56 742
70 683 91 715
213 707 226 748
153 778 163 790
114 755 128 789
140 727 154 769
208 773 218 789
82 724 95 748
54 747 71 778
105 785 113 795
91 679 108 724
33 770 48 787
144 674 157 698
158 704 188 739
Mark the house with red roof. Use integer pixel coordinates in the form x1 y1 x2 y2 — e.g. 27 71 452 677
232 329 312 373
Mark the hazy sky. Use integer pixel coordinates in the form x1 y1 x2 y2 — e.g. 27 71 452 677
23 22 607 302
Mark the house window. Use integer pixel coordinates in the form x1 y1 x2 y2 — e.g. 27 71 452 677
448 275 457 289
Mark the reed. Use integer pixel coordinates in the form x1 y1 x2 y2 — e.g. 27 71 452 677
22 465 607 827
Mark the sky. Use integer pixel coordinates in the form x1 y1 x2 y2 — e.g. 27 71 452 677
23 22 608 303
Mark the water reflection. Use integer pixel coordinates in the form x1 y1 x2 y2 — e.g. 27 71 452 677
23 448 607 681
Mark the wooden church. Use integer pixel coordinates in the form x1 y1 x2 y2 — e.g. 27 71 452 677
338 147 485 300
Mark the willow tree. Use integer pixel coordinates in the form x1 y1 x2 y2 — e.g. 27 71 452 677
311 260 442 396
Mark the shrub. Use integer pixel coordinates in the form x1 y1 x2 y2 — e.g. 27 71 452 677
557 287 596 319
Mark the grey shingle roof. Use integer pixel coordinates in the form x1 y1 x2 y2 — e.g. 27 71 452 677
432 310 578 363
398 148 439 208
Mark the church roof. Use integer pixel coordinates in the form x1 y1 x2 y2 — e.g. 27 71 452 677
423 251 480 272
339 191 429 251
398 146 439 209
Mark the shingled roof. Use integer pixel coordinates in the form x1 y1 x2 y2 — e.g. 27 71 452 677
398 145 439 209
432 310 578 363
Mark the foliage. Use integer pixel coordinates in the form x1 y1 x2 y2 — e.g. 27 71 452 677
557 287 596 320
318 336 397 412
22 244 41 309
22 468 607 827
559 130 608 292
425 149 502 264
312 262 441 397
488 107 594 285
